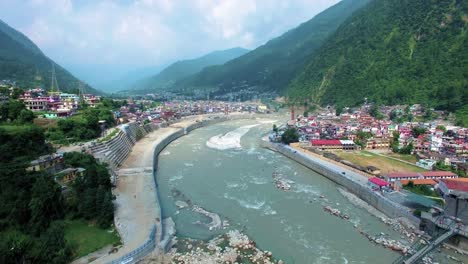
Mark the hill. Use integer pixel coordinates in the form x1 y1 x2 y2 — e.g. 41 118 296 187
288 0 467 112
132 47 249 92
170 0 370 97
0 19 98 94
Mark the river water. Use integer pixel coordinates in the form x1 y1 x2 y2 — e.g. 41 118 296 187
156 118 460 263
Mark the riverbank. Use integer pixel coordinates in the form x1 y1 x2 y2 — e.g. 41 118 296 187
92 113 257 264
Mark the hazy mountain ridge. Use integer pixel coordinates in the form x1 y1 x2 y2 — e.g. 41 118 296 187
288 0 467 112
0 19 98 94
170 0 371 96
132 47 249 92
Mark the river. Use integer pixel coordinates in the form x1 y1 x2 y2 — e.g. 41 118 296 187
156 117 462 263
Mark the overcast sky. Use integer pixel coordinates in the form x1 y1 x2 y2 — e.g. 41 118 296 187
0 0 340 86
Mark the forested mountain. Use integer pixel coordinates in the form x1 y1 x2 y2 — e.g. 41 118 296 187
132 47 249 92
0 19 97 94
288 0 467 112
170 0 370 96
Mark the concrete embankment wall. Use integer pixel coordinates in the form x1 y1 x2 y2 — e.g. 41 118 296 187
91 114 256 257
90 122 161 182
262 141 420 226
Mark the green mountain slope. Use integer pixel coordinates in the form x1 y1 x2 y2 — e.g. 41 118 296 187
172 0 370 96
134 47 249 91
288 0 467 112
0 20 98 94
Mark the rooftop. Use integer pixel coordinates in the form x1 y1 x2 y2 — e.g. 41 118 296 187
368 177 389 187
440 179 468 192
400 179 437 186
421 171 457 177
310 139 341 145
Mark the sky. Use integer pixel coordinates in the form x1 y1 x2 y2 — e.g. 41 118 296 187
0 0 340 88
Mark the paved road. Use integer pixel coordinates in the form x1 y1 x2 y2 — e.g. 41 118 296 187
288 144 370 186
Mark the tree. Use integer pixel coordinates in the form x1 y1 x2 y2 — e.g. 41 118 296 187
98 191 114 228
0 100 31 123
389 109 398 121
412 127 427 137
7 100 26 121
18 109 34 124
28 175 64 235
455 105 468 127
281 128 299 144
33 222 72 264
0 229 34 264
335 105 343 116
399 142 413 155
369 104 384 119
436 125 447 134
391 131 400 152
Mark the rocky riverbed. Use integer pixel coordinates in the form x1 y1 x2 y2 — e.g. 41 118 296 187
156 230 282 264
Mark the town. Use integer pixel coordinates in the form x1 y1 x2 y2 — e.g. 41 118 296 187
269 102 468 263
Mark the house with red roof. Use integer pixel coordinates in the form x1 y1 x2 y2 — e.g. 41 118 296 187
368 177 390 191
310 139 355 151
384 171 457 182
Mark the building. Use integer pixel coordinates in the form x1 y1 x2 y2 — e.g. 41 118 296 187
26 154 64 174
368 177 390 191
384 171 458 182
400 179 437 186
84 94 101 107
416 159 437 170
310 139 355 151
365 138 390 149
21 96 49 111
437 178 468 223
55 167 86 186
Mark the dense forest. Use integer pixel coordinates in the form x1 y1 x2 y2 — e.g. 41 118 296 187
0 19 98 94
169 0 370 95
288 0 467 114
0 100 115 263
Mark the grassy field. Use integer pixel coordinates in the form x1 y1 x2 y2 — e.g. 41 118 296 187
386 152 418 163
64 220 120 259
334 151 426 174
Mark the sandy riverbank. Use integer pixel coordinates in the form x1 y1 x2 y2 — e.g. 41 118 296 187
93 114 257 263
93 116 211 263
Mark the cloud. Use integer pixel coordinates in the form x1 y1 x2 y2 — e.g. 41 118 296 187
0 0 340 70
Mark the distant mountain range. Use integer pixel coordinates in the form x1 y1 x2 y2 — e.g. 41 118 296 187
128 0 466 115
0 19 97 94
129 47 249 93
162 0 371 96
288 0 467 112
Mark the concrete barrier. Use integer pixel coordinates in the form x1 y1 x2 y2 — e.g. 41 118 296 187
262 141 420 225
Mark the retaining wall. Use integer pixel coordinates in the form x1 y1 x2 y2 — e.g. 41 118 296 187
93 114 256 264
262 141 420 225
